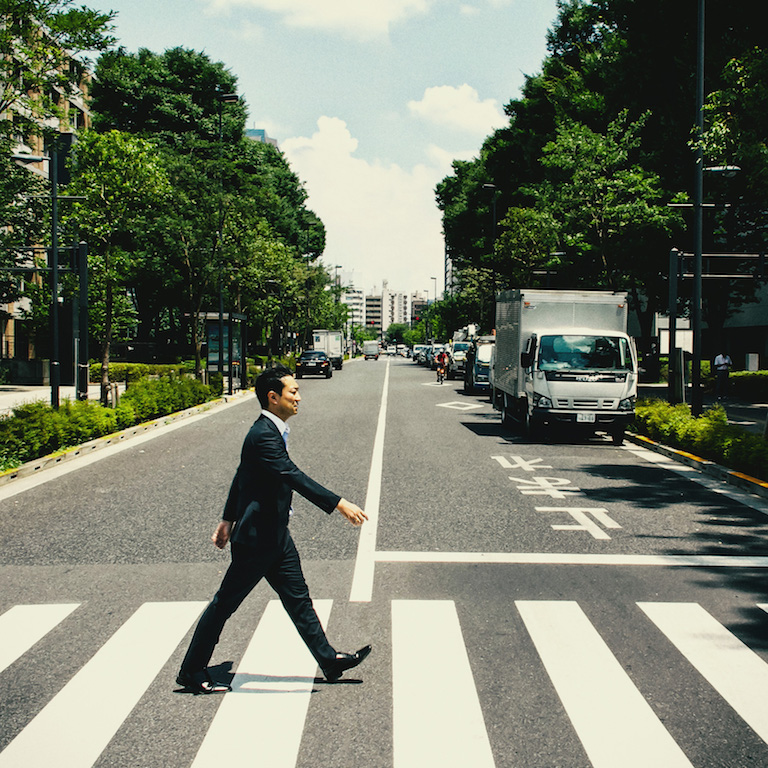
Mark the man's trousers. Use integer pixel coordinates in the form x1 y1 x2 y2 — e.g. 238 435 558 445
179 532 336 674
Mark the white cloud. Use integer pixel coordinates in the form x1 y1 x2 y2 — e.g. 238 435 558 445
231 19 265 40
282 116 445 294
202 0 432 39
408 84 506 135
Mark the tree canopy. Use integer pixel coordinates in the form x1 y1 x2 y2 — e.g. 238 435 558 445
437 0 767 343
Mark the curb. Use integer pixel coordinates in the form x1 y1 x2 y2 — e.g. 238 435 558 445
0 389 252 488
625 431 768 501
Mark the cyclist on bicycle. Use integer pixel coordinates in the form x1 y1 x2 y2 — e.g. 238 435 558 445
436 348 448 384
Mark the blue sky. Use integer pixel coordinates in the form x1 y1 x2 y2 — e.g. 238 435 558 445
85 0 559 296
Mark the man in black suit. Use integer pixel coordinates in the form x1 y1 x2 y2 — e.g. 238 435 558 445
176 365 371 693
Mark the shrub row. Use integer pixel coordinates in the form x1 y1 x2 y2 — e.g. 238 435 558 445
0 374 212 472
89 362 192 383
728 371 768 402
632 399 768 481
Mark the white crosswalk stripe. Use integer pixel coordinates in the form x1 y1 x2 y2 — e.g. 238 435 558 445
191 599 332 768
517 600 694 768
0 601 206 768
640 602 768 745
392 600 495 767
3 598 768 766
0 603 80 674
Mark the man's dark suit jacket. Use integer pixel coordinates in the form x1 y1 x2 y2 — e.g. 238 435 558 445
223 413 341 551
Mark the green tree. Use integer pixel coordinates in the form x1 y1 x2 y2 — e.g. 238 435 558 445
0 134 47 313
0 0 115 127
531 112 682 335
65 130 171 401
385 323 408 344
437 0 767 341
90 46 329 364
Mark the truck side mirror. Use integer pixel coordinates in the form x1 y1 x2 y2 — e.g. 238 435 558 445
520 351 532 368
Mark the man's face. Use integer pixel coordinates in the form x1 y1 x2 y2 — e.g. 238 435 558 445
268 375 301 421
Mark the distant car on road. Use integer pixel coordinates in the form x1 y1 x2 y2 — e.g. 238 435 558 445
412 344 428 363
464 336 495 392
296 350 332 378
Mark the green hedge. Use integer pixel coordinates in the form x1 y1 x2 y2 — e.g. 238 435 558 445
728 371 768 401
0 374 213 473
633 399 768 481
89 362 191 383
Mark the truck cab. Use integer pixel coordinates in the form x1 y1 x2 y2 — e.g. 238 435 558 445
492 289 638 445
521 328 637 443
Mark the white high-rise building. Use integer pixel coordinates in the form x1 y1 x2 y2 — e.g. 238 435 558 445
341 284 365 328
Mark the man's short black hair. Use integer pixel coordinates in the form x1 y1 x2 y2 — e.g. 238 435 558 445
256 365 294 408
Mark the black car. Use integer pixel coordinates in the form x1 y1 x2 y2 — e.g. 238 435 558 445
296 350 332 378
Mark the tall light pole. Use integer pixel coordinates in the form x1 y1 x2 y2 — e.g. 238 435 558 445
431 276 437 340
216 89 238 394
691 0 705 416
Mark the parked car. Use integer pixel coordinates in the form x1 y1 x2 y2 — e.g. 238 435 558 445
296 350 332 378
412 344 429 363
464 336 495 392
448 341 471 380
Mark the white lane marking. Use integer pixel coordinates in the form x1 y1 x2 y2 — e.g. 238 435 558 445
349 358 390 602
491 455 552 471
392 600 495 768
641 602 768 745
375 551 768 566
517 600 693 768
622 445 768 513
0 603 80 674
0 397 247 501
192 599 332 768
436 401 483 410
0 601 206 768
537 507 621 540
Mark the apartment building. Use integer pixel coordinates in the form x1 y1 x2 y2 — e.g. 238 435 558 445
2 28 92 372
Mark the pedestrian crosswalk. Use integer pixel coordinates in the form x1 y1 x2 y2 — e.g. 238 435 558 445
1 598 768 767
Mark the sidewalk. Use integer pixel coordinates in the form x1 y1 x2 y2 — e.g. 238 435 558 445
0 384 118 416
638 383 767 436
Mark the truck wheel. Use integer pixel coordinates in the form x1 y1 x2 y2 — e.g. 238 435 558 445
611 428 625 446
524 410 537 442
500 394 515 430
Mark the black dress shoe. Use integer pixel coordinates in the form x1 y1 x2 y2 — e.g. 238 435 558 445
176 668 232 694
322 645 372 682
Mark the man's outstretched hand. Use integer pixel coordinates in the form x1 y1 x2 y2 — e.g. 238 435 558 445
336 498 368 526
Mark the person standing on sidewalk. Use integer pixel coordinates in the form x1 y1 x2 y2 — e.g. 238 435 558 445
714 349 733 401
176 365 371 693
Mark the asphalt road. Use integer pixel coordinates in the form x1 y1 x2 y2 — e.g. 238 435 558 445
2 356 768 767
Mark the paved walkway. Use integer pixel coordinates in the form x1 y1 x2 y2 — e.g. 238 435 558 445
0 384 118 416
639 383 767 436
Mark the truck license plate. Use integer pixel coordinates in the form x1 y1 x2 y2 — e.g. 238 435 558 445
577 412 596 423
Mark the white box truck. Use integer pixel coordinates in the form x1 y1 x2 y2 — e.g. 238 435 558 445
492 289 637 444
312 329 343 369
363 340 379 360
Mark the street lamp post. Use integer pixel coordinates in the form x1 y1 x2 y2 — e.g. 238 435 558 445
216 89 238 395
691 0 705 416
430 276 437 341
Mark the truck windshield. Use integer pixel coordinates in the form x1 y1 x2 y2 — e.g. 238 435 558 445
537 335 633 371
